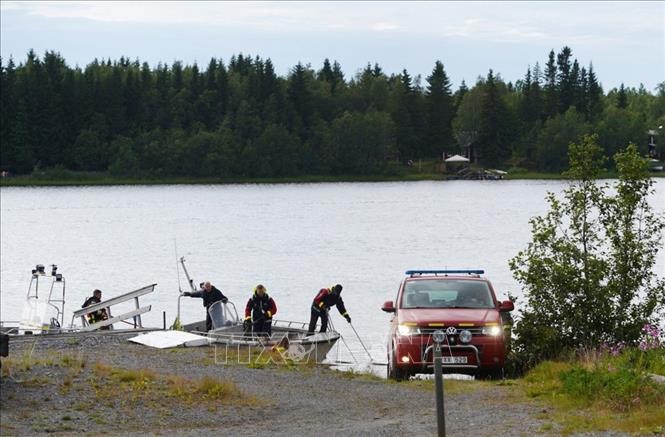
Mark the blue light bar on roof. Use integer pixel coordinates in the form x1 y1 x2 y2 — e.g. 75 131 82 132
405 269 484 276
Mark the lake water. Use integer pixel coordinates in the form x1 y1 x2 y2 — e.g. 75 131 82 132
1 180 663 363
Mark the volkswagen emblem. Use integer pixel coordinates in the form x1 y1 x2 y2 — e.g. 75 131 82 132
446 326 457 335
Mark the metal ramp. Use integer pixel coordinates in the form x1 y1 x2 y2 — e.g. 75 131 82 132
71 284 156 331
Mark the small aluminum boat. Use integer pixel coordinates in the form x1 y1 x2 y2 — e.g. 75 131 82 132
181 301 340 363
174 257 339 363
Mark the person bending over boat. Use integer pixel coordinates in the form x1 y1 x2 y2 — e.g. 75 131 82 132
183 281 228 331
307 284 350 335
82 289 110 329
243 284 277 336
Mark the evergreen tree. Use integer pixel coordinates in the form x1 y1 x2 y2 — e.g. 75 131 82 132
215 60 229 124
392 69 420 160
205 58 217 91
520 66 543 125
530 63 544 121
557 46 574 112
331 60 345 94
287 62 314 137
317 58 344 95
543 50 558 119
318 58 334 84
569 59 580 110
616 83 628 109
476 70 512 166
154 63 172 129
124 65 142 131
576 66 589 119
172 61 184 91
0 57 18 171
586 63 603 121
104 64 126 136
425 61 454 156
189 62 201 102
372 62 383 78
454 80 468 111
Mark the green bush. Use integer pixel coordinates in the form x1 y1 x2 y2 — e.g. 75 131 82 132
559 349 665 411
524 346 665 413
510 138 665 368
613 346 665 375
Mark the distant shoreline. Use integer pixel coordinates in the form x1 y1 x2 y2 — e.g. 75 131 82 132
5 171 657 187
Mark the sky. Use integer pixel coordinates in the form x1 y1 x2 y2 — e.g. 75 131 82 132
1 1 664 92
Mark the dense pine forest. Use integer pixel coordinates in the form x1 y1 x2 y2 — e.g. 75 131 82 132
1 46 664 178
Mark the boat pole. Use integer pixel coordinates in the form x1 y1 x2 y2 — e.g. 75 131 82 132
349 322 374 362
328 315 358 364
174 239 183 324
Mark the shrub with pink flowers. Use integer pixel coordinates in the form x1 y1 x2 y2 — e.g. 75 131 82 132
601 340 626 356
638 323 663 351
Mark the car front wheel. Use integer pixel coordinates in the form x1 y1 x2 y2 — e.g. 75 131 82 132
387 349 408 381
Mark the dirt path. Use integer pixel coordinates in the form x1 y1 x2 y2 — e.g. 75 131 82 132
1 333 564 436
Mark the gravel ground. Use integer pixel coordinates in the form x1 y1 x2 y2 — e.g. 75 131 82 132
0 332 620 436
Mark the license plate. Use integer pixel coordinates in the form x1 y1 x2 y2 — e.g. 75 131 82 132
441 356 467 364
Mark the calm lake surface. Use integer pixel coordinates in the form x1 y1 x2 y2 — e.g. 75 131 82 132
1 180 663 360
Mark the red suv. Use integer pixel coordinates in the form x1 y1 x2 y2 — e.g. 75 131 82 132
382 270 514 380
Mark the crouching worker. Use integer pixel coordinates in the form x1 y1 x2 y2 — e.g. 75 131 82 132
243 284 277 337
307 284 350 335
82 289 110 329
183 281 228 331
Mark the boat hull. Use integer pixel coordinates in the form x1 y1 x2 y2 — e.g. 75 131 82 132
183 319 339 364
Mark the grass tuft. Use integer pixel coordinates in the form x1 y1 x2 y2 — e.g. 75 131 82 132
521 346 665 433
196 376 241 400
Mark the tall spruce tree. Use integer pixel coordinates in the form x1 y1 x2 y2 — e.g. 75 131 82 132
476 69 511 166
617 83 628 109
557 46 574 112
454 80 468 111
586 63 603 121
576 66 589 119
287 62 314 137
425 61 454 156
520 66 543 125
0 57 15 171
543 50 558 119
215 60 229 125
318 58 334 85
392 69 420 160
569 59 580 110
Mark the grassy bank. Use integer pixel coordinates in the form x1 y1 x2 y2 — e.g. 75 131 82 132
5 167 663 187
0 166 591 187
3 155 664 187
0 173 444 187
520 346 665 435
336 344 665 435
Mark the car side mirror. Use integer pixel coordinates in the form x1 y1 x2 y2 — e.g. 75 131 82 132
381 300 396 313
499 300 514 312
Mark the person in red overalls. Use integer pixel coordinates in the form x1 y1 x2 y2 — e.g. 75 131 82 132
307 284 350 334
244 284 277 336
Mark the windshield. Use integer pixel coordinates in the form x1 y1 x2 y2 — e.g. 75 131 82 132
401 279 494 309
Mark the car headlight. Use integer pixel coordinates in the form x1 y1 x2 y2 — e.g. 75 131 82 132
482 325 502 336
459 329 472 343
397 324 419 336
